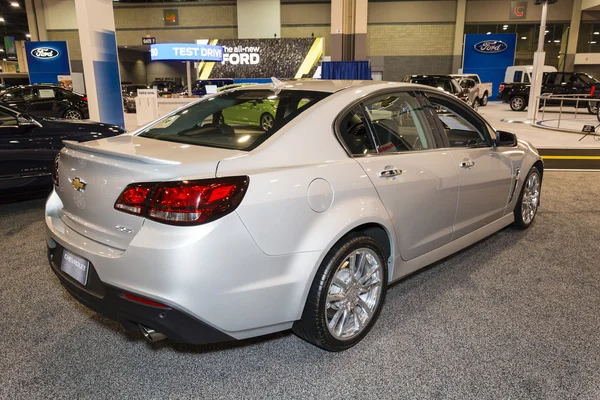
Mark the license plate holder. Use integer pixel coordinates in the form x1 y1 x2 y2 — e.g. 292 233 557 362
60 249 89 286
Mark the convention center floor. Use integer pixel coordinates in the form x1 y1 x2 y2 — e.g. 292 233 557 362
2 171 599 399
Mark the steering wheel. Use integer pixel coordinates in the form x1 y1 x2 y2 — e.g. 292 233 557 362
347 121 366 136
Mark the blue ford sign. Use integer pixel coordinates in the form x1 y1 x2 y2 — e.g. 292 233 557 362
474 40 508 54
150 43 224 62
30 47 60 59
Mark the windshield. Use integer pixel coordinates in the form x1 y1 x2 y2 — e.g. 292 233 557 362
579 74 599 84
138 89 330 151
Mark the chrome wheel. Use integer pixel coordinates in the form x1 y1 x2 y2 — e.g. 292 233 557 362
473 98 480 112
511 96 525 111
521 171 541 225
64 109 83 120
325 248 383 341
260 113 274 131
481 93 488 106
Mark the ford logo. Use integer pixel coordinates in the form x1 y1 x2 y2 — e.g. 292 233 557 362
474 40 508 54
30 47 60 59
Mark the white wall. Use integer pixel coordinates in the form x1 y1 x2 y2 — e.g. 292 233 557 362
237 0 280 39
43 0 77 30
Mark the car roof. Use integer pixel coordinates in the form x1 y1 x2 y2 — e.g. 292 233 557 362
233 80 391 93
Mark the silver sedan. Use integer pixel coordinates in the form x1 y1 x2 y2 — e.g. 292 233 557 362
45 80 542 351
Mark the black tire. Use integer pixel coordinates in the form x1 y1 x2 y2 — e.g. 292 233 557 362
63 109 83 120
587 102 598 115
512 166 542 230
510 95 527 111
480 92 489 106
292 233 388 351
472 97 480 112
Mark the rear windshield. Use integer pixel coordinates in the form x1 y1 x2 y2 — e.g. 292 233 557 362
138 89 330 151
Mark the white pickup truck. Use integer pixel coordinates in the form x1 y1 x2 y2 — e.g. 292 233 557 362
450 74 493 106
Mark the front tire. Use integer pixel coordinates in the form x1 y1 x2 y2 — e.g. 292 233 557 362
480 92 489 106
63 109 83 120
472 97 480 112
512 166 542 230
587 102 598 115
510 95 527 111
260 113 274 132
293 233 388 351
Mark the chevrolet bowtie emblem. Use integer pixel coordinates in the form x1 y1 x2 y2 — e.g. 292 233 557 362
71 177 86 192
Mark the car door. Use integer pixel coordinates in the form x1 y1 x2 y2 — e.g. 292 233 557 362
338 90 459 261
424 92 513 240
2 87 35 113
27 87 65 117
0 108 53 189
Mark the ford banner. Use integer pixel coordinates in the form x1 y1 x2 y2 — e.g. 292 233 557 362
25 41 71 85
463 34 517 101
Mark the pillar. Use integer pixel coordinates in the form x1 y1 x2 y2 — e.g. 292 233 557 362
565 0 582 72
452 0 467 73
331 0 368 61
74 0 124 127
24 0 48 42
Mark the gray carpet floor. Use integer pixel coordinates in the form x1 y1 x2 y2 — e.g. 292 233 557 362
1 171 600 400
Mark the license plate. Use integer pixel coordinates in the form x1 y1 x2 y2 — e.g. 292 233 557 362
60 249 89 286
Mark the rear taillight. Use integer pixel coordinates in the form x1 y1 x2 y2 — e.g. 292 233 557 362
114 176 249 226
590 86 596 97
122 292 170 309
499 84 505 93
82 96 88 101
52 153 60 186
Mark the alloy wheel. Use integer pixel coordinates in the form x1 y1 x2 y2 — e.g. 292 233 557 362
261 114 274 131
521 171 541 225
511 97 524 111
325 248 383 341
64 110 83 120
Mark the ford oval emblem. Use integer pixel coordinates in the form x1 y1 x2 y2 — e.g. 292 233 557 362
30 47 60 59
474 40 508 54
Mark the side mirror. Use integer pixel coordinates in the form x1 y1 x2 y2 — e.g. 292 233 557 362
17 115 41 127
496 130 517 147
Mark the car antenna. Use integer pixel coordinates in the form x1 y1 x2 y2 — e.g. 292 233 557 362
270 77 285 95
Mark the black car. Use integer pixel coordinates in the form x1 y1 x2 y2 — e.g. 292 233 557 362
499 72 600 113
0 104 124 198
122 84 150 113
402 75 470 104
0 85 89 120
190 79 235 96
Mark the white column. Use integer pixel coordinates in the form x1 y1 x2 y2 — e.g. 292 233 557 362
74 0 124 127
527 1 549 122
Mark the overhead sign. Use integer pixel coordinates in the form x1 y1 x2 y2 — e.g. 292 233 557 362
150 43 223 62
474 40 508 54
163 9 178 26
463 34 517 103
142 37 156 45
198 38 323 79
25 41 71 85
510 1 527 19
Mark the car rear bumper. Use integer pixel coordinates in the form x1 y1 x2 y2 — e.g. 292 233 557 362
45 189 322 342
47 242 234 344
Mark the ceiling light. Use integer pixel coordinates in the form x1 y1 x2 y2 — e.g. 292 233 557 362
0 49 5 52
545 30 549 33
486 32 491 35
25 34 30 38
10 2 19 7
2 58 6 61
503 27 507 30
594 32 600 35
521 36 527 40
503 25 509 28
592 41 597 44
0 17 5 22
554 39 560 43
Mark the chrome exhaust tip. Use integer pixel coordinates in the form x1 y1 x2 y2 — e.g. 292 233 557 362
138 324 167 342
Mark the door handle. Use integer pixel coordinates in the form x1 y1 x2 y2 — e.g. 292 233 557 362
460 160 475 168
378 168 403 178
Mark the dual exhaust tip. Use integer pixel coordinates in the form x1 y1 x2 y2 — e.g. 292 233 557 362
138 324 167 342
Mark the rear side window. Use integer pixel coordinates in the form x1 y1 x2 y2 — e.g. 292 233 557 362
139 89 330 151
513 71 523 82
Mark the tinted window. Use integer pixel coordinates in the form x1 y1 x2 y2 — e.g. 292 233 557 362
578 74 598 85
363 92 433 152
338 106 377 156
139 89 329 151
0 108 17 127
4 88 34 101
513 71 523 82
428 95 489 147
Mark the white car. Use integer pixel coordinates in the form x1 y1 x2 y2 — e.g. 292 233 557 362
450 74 493 106
46 80 543 351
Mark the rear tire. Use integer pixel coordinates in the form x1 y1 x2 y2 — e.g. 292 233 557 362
293 233 388 351
587 102 598 115
510 95 527 111
512 166 542 230
63 109 83 120
480 92 489 106
472 97 480 112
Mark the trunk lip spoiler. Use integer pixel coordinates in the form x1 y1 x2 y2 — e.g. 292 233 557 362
62 140 181 165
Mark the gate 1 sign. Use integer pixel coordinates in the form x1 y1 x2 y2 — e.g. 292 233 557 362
150 43 223 62
463 34 517 102
25 41 71 85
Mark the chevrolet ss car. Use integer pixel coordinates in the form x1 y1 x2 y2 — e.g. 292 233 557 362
0 104 125 198
0 85 89 119
46 81 543 351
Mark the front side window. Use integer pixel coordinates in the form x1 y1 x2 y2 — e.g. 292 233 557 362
428 95 490 148
139 89 329 151
37 88 57 99
513 71 523 83
362 92 433 153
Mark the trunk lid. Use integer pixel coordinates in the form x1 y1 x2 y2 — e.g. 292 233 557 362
56 135 244 249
